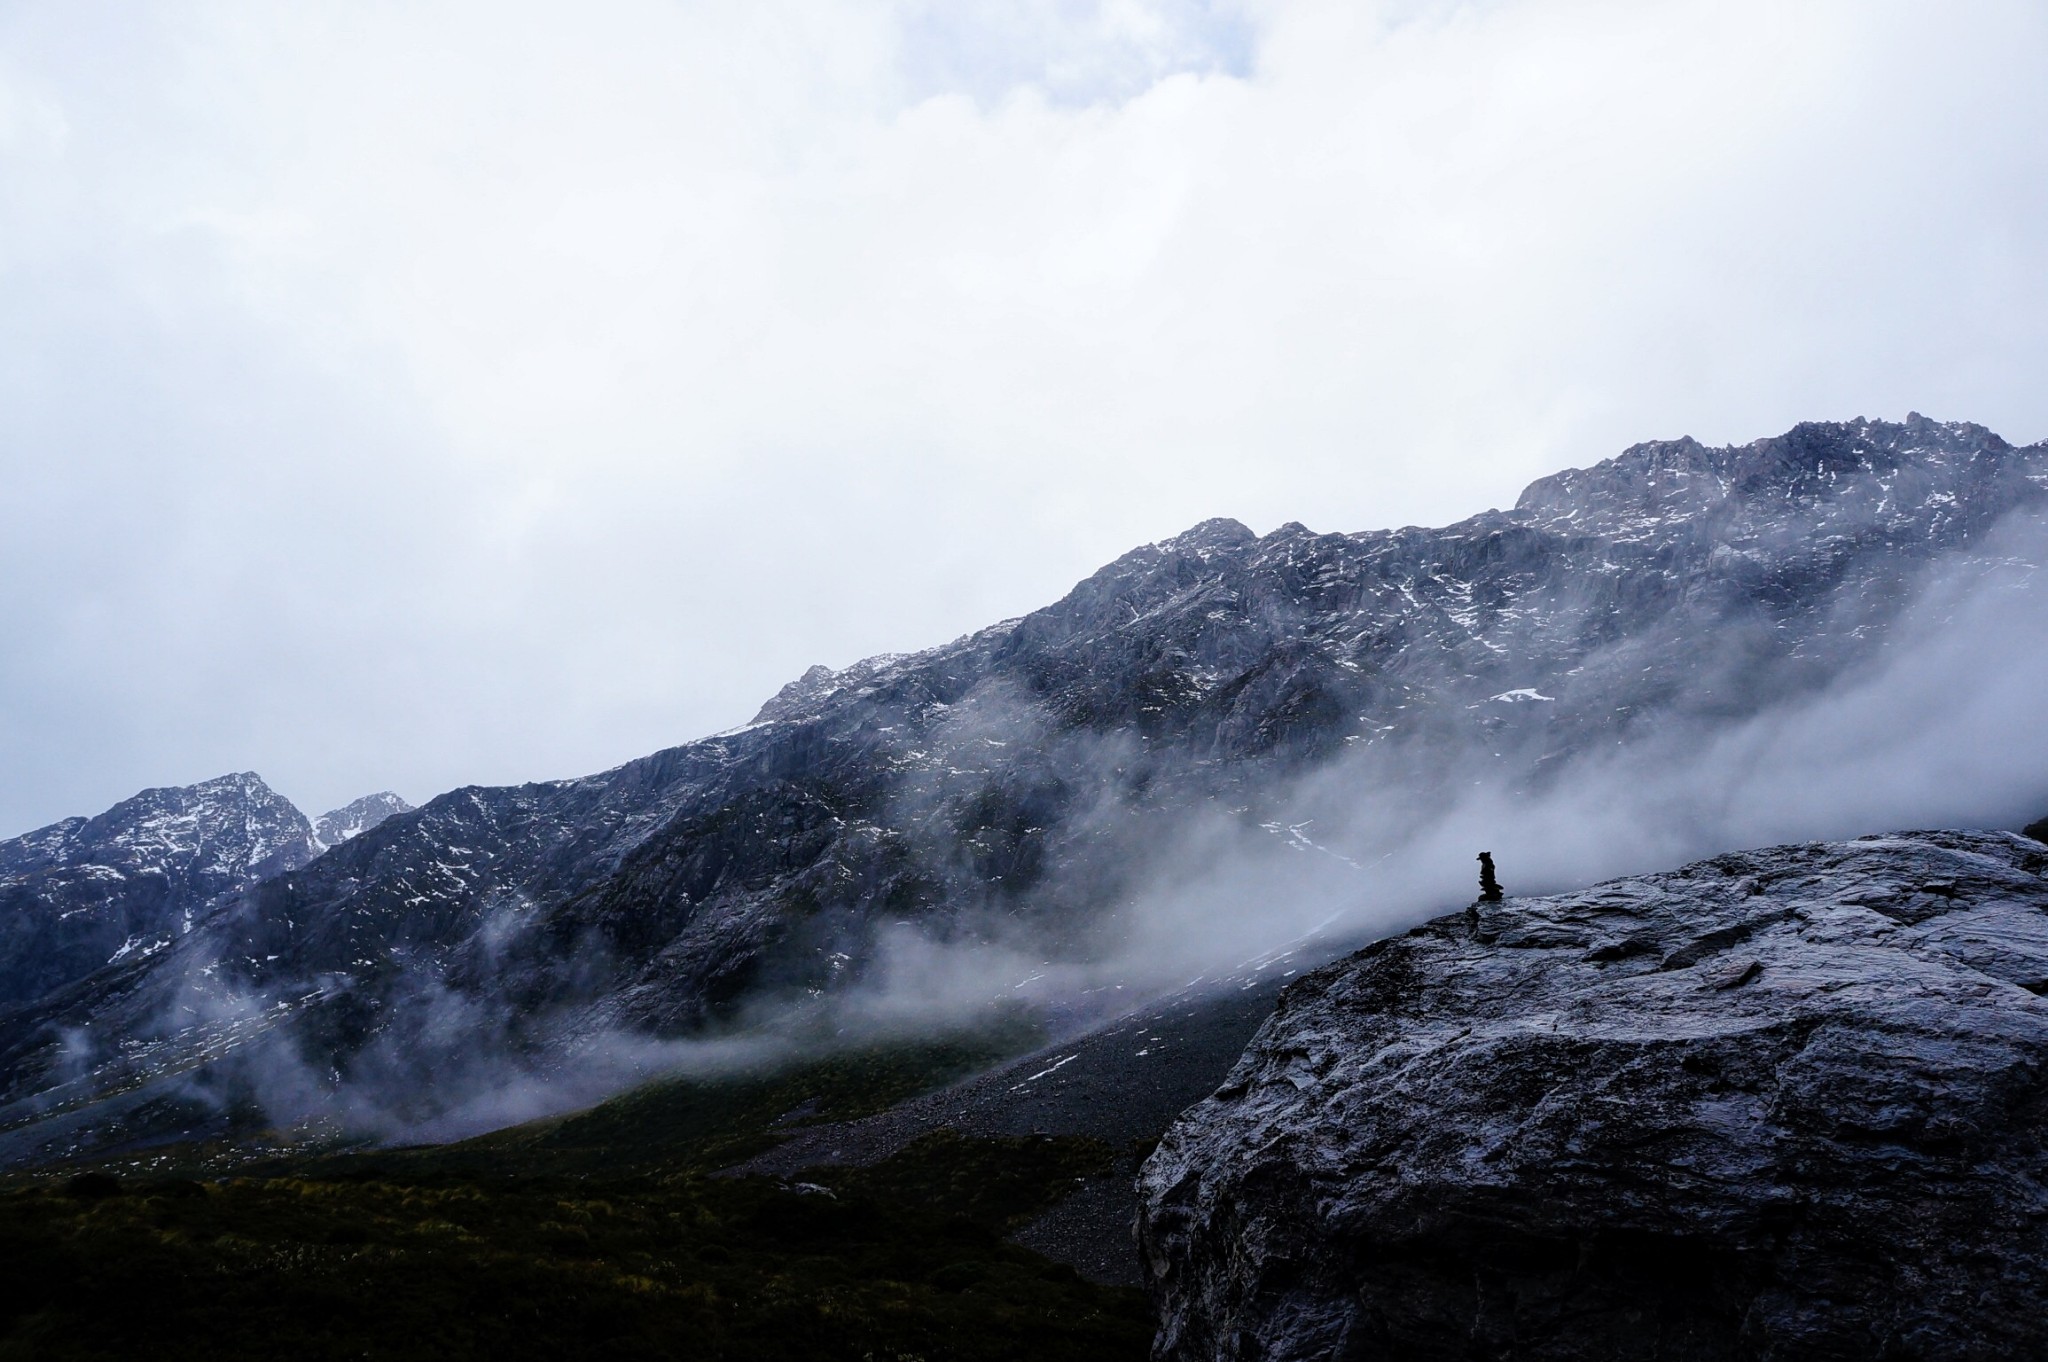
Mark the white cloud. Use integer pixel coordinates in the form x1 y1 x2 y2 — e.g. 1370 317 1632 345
2 0 2045 831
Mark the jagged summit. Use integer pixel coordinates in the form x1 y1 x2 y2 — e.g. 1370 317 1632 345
750 662 849 725
0 774 399 1013
313 791 413 852
1157 517 1258 555
1511 414 2034 538
1 771 311 890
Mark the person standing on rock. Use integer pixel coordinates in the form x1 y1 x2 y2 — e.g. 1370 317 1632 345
1465 852 1505 940
1477 852 1504 903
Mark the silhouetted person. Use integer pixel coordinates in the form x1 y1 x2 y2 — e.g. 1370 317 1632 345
1477 851 1504 903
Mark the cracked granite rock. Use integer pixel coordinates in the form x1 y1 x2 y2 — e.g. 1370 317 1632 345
1139 830 2048 1361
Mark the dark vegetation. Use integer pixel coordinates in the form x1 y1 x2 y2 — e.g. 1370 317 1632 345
0 1037 1150 1361
350 1029 1039 1179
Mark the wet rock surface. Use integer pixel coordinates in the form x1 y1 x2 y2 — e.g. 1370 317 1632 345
1139 830 2048 1361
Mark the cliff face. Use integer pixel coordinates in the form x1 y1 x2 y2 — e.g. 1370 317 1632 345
1138 830 2048 1361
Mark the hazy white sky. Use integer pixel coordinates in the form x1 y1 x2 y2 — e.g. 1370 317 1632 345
3 0 2045 834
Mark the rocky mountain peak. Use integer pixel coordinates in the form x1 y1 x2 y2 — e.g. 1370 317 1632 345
63 771 312 881
1510 414 2037 540
749 662 849 725
312 791 414 853
0 774 398 1015
1158 517 1258 556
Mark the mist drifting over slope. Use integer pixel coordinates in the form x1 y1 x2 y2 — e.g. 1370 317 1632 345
308 502 2048 1146
1106 510 2048 984
655 505 2041 1136
6 421 2047 1154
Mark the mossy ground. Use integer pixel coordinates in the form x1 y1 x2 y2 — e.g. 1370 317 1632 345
0 1036 1152 1360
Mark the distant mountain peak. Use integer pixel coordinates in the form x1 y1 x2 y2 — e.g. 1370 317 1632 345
313 792 413 853
750 663 849 725
74 771 308 870
0 771 321 1011
1158 517 1257 554
0 773 411 1015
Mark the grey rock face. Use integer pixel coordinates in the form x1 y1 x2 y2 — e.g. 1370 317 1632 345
0 773 315 1010
1138 830 2048 1361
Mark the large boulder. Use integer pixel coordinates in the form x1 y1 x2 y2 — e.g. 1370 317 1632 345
1139 830 2048 1360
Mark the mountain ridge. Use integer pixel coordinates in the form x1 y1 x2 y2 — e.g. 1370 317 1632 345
2 414 2043 1159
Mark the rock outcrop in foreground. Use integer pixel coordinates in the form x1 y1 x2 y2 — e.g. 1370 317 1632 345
1139 830 2048 1361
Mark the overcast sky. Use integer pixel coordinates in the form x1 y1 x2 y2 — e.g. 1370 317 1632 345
3 0 2045 835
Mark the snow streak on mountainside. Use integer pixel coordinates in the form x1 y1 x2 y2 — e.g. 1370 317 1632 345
2 415 2044 1155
